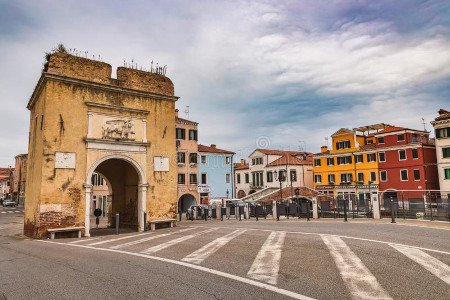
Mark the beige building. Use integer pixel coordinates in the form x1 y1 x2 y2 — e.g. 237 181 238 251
235 149 314 198
176 111 199 213
431 109 450 193
13 154 27 204
25 47 178 238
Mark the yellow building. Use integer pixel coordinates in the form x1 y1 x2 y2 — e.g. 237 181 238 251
313 125 388 201
24 47 178 238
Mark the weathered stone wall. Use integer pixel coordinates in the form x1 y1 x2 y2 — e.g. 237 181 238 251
116 67 174 95
25 51 178 238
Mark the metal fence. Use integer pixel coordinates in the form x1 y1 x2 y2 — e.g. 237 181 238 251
380 191 450 221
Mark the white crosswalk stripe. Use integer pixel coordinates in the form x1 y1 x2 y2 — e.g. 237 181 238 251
87 232 155 246
0 212 5 214
68 238 100 244
322 235 392 300
247 231 286 285
141 228 219 254
110 227 196 250
182 229 247 264
390 244 450 285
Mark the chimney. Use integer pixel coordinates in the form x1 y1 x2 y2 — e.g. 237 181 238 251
210 144 216 148
240 159 245 165
175 109 179 117
321 146 328 153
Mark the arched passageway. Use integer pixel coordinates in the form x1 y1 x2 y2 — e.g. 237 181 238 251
178 194 196 213
85 156 146 237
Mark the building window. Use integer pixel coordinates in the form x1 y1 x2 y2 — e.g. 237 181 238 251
411 148 418 159
91 173 104 186
337 156 352 165
355 155 363 163
340 173 352 183
226 174 230 183
245 173 249 183
237 174 241 184
377 137 385 144
314 175 322 183
314 159 321 166
442 147 450 158
201 173 207 184
189 153 198 164
357 172 364 183
201 155 207 164
253 172 264 186
328 174 335 184
379 152 386 162
397 134 405 142
252 157 263 165
445 169 450 180
413 169 420 181
327 157 334 166
398 149 407 160
267 171 273 182
290 170 297 182
435 127 450 138
400 169 408 181
177 152 185 164
380 171 387 181
176 128 186 139
178 173 186 184
370 172 376 182
226 157 231 164
367 153 376 162
188 129 198 141
189 174 197 184
336 140 351 150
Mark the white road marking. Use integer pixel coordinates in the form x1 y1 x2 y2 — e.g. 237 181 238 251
321 235 392 300
87 232 155 246
14 210 21 213
68 238 100 244
110 227 196 249
182 229 247 264
391 244 450 285
7 211 13 213
188 225 450 256
247 231 286 285
141 228 219 254
0 212 6 214
36 240 316 300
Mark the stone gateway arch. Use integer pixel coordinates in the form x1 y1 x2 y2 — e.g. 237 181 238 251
24 49 178 238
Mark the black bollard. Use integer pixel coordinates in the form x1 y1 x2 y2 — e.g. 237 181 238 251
390 197 396 223
343 200 348 222
144 212 147 231
307 201 310 221
115 213 119 235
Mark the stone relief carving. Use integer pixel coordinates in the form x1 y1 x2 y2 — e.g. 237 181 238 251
102 119 135 141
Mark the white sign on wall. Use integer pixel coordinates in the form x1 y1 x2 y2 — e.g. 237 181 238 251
55 152 76 169
154 156 169 172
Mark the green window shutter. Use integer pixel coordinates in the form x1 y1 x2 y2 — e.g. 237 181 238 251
445 169 450 179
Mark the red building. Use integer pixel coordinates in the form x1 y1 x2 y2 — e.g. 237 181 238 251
374 126 439 204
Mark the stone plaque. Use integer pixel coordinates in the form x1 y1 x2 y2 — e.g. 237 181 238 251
154 156 169 172
55 152 76 169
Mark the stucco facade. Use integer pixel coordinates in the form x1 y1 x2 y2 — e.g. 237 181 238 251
198 144 235 203
176 112 199 212
24 49 178 238
431 109 450 194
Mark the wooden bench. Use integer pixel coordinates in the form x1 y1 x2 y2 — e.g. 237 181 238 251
149 219 177 231
47 227 84 239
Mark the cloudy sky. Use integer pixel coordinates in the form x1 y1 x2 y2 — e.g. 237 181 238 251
1 0 449 166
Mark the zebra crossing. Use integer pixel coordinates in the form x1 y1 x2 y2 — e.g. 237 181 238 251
44 225 450 300
0 210 23 214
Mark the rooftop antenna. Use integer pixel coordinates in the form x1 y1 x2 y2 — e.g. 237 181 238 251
421 117 426 131
151 60 153 72
325 137 329 148
184 105 190 119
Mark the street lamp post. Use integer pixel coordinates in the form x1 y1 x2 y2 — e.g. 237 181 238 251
295 187 300 219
